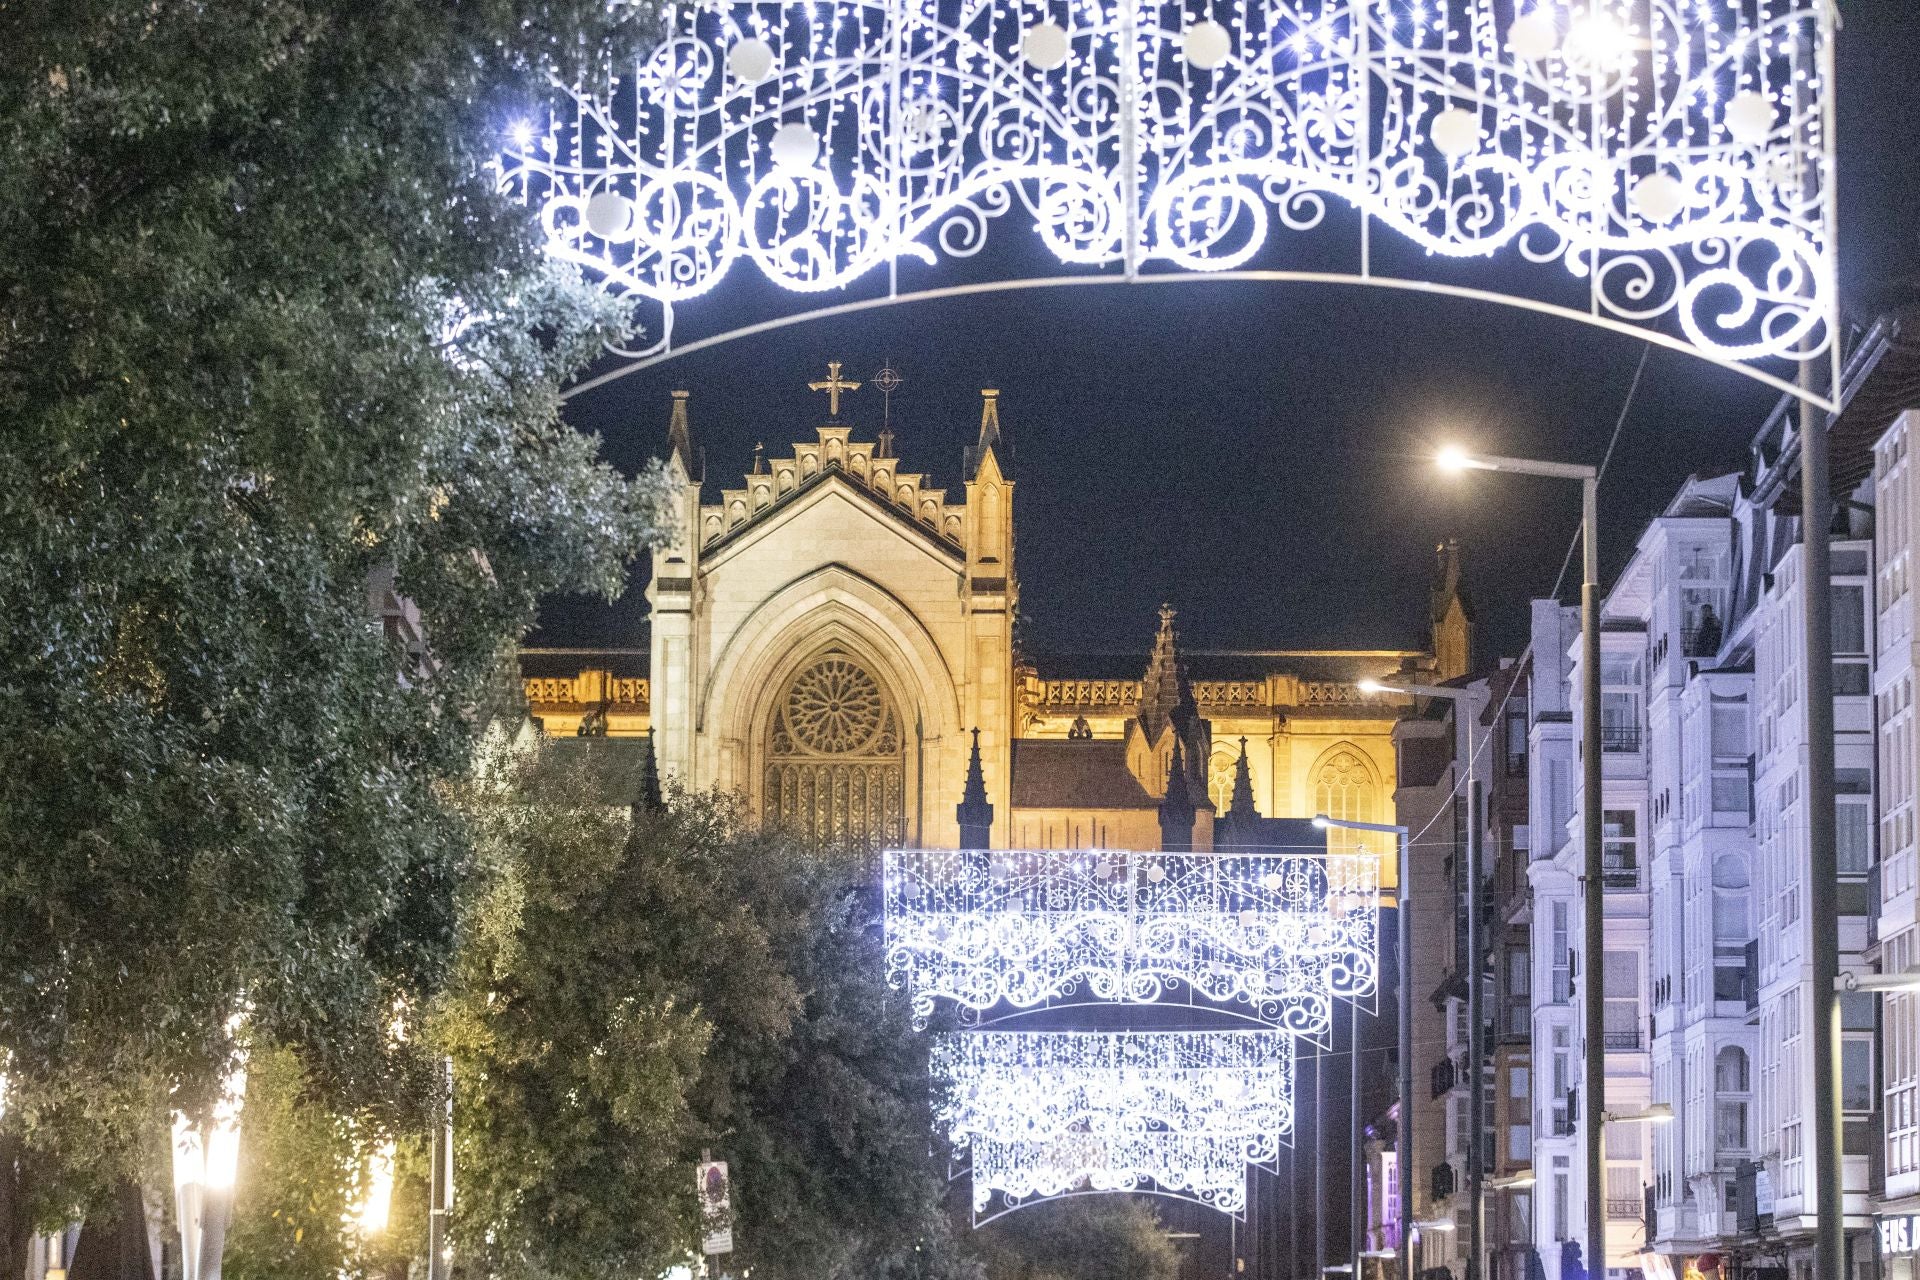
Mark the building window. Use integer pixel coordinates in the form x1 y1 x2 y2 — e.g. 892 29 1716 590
1506 704 1529 776
1715 1046 1751 1152
1550 901 1572 1004
1832 583 1870 695
1314 748 1376 857
1603 810 1639 888
1604 951 1641 1050
1837 767 1873 874
1601 654 1644 752
764 652 906 847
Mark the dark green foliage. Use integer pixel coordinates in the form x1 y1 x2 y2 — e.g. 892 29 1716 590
0 0 665 1235
445 747 962 1280
973 1196 1182 1280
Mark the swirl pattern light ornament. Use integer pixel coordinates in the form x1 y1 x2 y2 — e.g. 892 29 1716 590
499 0 1835 392
932 1029 1294 1175
964 1129 1273 1211
882 848 1378 1033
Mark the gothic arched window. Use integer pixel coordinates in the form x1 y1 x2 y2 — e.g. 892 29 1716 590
765 652 906 847
1312 748 1377 855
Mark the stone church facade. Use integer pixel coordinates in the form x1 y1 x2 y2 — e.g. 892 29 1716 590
521 372 1473 863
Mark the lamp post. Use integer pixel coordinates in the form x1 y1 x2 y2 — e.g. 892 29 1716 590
1315 815 1410 1280
1358 677 1488 1280
1437 446 1605 1280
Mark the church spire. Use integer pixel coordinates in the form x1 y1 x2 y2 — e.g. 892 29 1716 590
667 390 697 476
1159 740 1197 852
965 388 1007 479
956 727 994 849
1137 603 1199 743
634 726 664 816
1226 737 1258 823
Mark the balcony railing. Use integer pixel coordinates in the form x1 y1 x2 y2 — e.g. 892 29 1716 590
1602 854 1639 889
1606 1198 1643 1220
1601 726 1642 753
1604 1028 1643 1051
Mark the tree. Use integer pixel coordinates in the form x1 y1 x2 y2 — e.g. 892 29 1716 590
0 0 665 1254
972 1196 1181 1280
443 742 961 1280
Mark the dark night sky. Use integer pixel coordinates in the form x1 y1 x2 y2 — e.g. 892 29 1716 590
536 5 1920 664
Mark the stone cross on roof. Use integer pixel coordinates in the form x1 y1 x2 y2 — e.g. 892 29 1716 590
807 360 861 418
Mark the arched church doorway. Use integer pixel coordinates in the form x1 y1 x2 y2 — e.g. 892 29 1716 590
764 650 907 847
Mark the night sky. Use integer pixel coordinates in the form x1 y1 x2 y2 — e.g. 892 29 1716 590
536 5 1920 665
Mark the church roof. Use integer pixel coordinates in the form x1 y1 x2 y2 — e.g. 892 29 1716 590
1027 649 1419 683
1010 739 1157 810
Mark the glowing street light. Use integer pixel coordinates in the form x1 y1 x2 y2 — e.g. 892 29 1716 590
1602 1103 1676 1125
1435 443 1607 1280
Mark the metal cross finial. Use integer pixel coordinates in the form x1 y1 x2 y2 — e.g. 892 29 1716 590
808 360 861 417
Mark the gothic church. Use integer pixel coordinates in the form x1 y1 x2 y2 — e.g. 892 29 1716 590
521 367 1472 861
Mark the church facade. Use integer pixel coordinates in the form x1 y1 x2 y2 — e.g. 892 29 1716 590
521 369 1472 864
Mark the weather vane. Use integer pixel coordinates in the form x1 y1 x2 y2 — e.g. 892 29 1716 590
873 362 903 457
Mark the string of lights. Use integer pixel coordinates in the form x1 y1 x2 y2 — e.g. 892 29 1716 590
882 847 1379 1030
499 0 1832 374
932 1028 1295 1149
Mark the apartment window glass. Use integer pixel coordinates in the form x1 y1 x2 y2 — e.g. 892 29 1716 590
1833 584 1870 695
1603 811 1638 886
1551 901 1571 1003
1604 951 1641 1049
1715 1046 1751 1151
1506 704 1529 775
1836 768 1873 874
1553 1160 1570 1241
1843 1037 1874 1112
1602 654 1644 752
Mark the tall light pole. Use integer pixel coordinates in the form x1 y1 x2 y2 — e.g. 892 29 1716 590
1315 815 1410 1280
1437 447 1604 1280
1359 678 1488 1280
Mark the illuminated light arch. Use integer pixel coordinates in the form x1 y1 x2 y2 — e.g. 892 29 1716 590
881 846 1380 1034
502 0 1839 409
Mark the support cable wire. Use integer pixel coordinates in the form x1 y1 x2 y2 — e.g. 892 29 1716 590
1395 343 1650 860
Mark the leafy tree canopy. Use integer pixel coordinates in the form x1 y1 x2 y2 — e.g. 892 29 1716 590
0 0 665 1232
443 743 963 1280
973 1196 1182 1280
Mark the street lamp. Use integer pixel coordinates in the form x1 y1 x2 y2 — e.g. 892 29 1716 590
1436 445 1606 1280
1838 970 1920 994
1315 814 1411 1280
1356 677 1489 1280
1487 1172 1537 1191
1602 1103 1676 1126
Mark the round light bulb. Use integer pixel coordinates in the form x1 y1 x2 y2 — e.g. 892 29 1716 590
1724 91 1775 145
1182 20 1232 70
584 190 637 240
1508 10 1558 60
1430 107 1480 159
729 37 776 83
768 122 820 171
1022 21 1070 70
1631 171 1686 223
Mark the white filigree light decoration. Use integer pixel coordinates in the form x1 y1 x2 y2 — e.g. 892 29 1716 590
499 0 1834 384
933 1029 1294 1147
882 848 1378 1033
964 1130 1271 1212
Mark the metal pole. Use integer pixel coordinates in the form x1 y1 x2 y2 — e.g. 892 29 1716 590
1317 1039 1327 1280
1580 475 1606 1280
1466 713 1485 1280
1352 994 1364 1280
1398 828 1415 1280
1800 343 1844 1280
428 1056 451 1280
